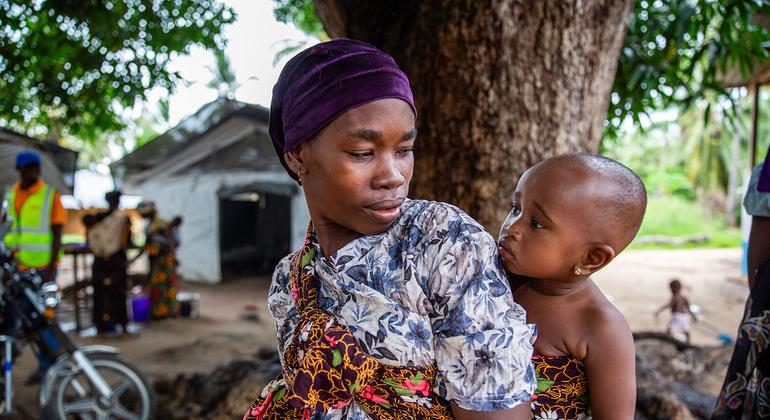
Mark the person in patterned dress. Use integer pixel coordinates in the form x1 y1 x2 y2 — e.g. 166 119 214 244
244 38 537 419
712 148 770 419
497 154 646 419
136 202 177 320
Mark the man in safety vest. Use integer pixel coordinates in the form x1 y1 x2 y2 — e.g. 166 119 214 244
4 150 65 284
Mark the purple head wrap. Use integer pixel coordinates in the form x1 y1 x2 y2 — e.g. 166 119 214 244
759 146 770 192
269 38 416 179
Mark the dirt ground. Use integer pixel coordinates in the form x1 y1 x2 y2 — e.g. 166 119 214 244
592 248 747 346
8 248 748 418
10 276 276 419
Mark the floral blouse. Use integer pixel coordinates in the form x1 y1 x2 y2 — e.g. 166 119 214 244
268 199 536 418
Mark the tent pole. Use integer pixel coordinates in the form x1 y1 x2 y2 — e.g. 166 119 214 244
750 83 760 170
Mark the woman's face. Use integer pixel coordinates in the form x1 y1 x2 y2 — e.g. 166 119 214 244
296 98 416 236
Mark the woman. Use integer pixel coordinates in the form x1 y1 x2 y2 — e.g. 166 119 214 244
712 149 770 419
136 202 177 320
244 39 535 420
83 190 131 335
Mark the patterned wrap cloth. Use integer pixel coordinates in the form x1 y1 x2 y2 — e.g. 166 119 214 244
531 355 591 420
712 261 770 418
244 225 453 419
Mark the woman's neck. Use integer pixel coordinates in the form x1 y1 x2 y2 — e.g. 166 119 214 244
313 221 361 257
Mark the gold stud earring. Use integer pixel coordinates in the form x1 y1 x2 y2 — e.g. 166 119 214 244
573 267 581 276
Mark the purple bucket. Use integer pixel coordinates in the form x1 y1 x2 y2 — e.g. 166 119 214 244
129 294 150 323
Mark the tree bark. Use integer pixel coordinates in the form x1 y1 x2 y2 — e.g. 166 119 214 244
314 0 634 230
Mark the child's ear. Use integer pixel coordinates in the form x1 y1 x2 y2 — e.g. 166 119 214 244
578 244 616 275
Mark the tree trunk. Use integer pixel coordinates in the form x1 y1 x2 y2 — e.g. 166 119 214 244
314 0 634 230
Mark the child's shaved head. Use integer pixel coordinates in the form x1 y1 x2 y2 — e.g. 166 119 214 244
529 153 647 252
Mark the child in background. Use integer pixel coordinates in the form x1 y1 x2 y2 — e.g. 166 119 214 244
656 279 697 343
498 154 647 420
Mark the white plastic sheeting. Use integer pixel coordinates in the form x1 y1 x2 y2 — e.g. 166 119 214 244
136 171 308 283
0 142 74 194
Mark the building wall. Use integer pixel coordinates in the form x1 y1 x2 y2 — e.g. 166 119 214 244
137 170 308 283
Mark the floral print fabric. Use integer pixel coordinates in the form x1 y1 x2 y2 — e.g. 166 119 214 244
531 355 591 420
147 234 177 319
265 199 536 418
244 229 453 419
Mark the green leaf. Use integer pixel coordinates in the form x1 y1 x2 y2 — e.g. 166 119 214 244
392 387 414 396
271 0 325 37
410 372 424 385
382 379 402 387
535 378 554 394
349 381 360 393
301 248 316 266
606 0 770 140
273 387 287 401
332 348 342 367
382 378 413 396
0 0 236 145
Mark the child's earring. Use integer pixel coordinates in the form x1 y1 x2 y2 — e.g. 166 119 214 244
573 267 582 276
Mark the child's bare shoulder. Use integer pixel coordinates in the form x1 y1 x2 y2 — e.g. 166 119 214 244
583 286 633 349
587 301 631 337
582 286 634 357
565 284 631 359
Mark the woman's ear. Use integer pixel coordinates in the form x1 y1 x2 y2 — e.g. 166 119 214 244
284 145 307 179
577 244 616 276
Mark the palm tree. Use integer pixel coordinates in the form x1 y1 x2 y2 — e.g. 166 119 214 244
207 50 239 99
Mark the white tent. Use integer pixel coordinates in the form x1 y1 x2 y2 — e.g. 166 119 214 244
112 99 309 283
0 127 77 195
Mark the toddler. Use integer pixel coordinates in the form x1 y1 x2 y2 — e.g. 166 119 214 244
655 278 697 343
498 153 646 420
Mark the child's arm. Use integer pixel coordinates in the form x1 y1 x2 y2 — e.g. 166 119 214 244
451 402 531 419
584 311 636 420
654 300 671 317
684 297 697 321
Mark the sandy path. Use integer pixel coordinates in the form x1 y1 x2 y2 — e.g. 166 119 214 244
593 248 747 346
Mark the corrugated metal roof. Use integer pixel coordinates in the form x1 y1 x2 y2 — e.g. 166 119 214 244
110 98 269 181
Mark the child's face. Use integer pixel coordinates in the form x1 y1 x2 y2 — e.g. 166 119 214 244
497 167 588 280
